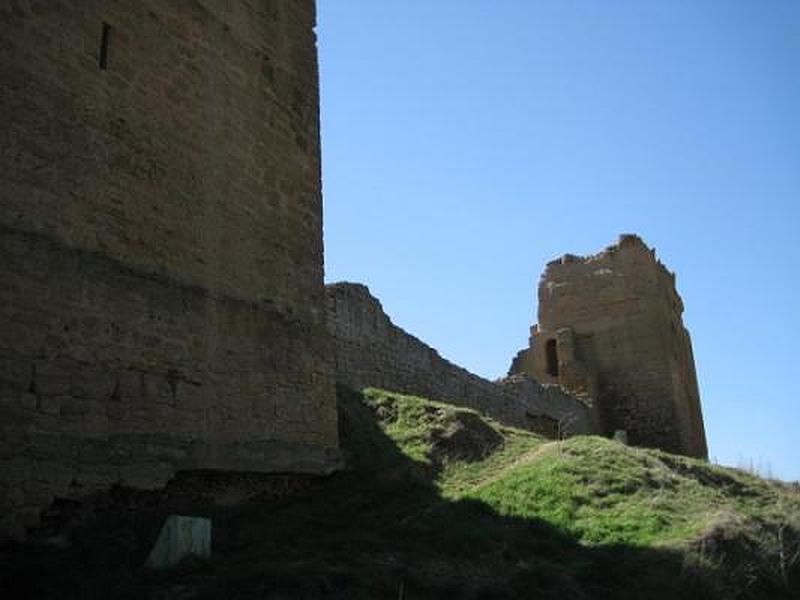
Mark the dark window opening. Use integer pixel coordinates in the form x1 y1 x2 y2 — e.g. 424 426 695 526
545 338 559 377
99 22 112 70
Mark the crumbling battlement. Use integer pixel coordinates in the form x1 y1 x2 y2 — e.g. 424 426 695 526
0 0 339 541
510 234 708 458
326 283 592 437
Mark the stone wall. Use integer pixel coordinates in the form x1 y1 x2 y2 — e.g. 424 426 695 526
326 283 592 436
510 235 707 458
0 0 339 540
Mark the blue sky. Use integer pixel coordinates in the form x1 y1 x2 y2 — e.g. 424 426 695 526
317 1 800 481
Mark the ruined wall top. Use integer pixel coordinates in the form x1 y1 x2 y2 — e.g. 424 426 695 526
326 282 594 437
547 234 655 266
539 234 685 327
546 234 673 279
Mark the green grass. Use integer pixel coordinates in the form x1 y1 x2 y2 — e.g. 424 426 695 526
2 386 799 599
360 388 800 548
359 387 544 495
470 436 720 546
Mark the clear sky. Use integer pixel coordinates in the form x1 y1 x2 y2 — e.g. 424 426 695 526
316 1 800 481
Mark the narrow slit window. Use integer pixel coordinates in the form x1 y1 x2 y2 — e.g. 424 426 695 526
99 22 112 70
545 339 559 377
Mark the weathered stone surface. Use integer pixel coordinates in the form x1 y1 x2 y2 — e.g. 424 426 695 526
326 283 592 436
0 0 339 540
509 234 708 458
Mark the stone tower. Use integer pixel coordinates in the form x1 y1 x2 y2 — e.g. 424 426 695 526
510 235 707 458
0 1 339 539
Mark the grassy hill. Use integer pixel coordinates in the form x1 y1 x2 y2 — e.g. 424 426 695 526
3 387 799 599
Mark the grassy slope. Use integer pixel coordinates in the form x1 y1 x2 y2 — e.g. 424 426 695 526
363 387 800 548
357 388 800 598
2 387 799 599
468 436 792 546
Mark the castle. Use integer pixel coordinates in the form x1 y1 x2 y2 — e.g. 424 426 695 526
0 1 706 540
509 235 708 458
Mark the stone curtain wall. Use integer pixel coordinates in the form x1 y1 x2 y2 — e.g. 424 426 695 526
510 235 707 458
326 283 592 436
0 1 338 540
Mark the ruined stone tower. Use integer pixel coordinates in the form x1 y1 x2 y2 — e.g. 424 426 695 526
510 235 707 458
0 1 339 539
